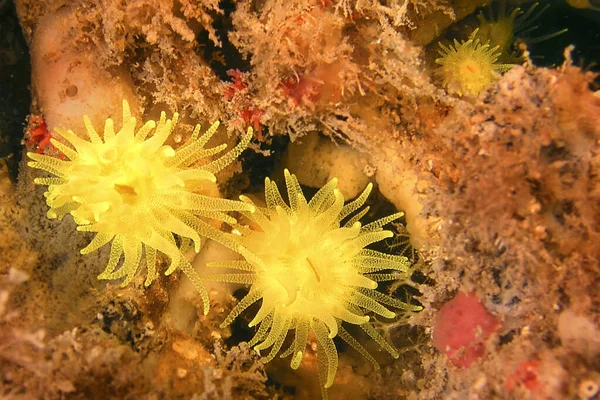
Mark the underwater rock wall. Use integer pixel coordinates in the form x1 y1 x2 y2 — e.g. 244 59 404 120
0 0 599 399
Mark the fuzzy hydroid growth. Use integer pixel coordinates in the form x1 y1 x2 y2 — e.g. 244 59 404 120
27 100 253 314
205 170 422 395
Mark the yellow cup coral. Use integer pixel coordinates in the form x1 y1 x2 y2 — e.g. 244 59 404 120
204 170 422 396
27 100 253 314
475 2 568 62
435 29 512 97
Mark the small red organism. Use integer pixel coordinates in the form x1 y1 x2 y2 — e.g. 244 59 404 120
280 74 323 108
25 115 62 157
239 106 264 135
505 359 541 392
234 106 264 141
223 69 265 140
279 62 345 110
223 69 248 100
432 292 501 368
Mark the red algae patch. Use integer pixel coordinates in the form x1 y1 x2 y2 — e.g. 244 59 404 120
432 292 500 368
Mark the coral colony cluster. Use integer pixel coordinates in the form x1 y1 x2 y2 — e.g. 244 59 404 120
27 100 421 398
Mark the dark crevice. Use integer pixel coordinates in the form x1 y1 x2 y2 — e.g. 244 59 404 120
0 0 31 181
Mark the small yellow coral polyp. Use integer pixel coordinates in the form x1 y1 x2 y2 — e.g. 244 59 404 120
27 100 253 314
475 2 567 61
435 30 512 97
206 170 422 394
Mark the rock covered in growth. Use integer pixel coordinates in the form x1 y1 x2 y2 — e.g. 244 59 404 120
227 0 442 140
418 62 600 398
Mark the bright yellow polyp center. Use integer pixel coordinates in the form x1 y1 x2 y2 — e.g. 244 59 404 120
68 141 179 224
27 99 254 315
247 205 378 329
205 170 423 396
460 59 481 75
305 257 320 282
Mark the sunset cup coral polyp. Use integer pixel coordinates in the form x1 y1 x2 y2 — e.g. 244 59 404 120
435 29 513 97
27 100 253 314
205 170 423 395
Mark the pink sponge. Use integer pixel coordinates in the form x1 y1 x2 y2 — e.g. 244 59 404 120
433 292 501 367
